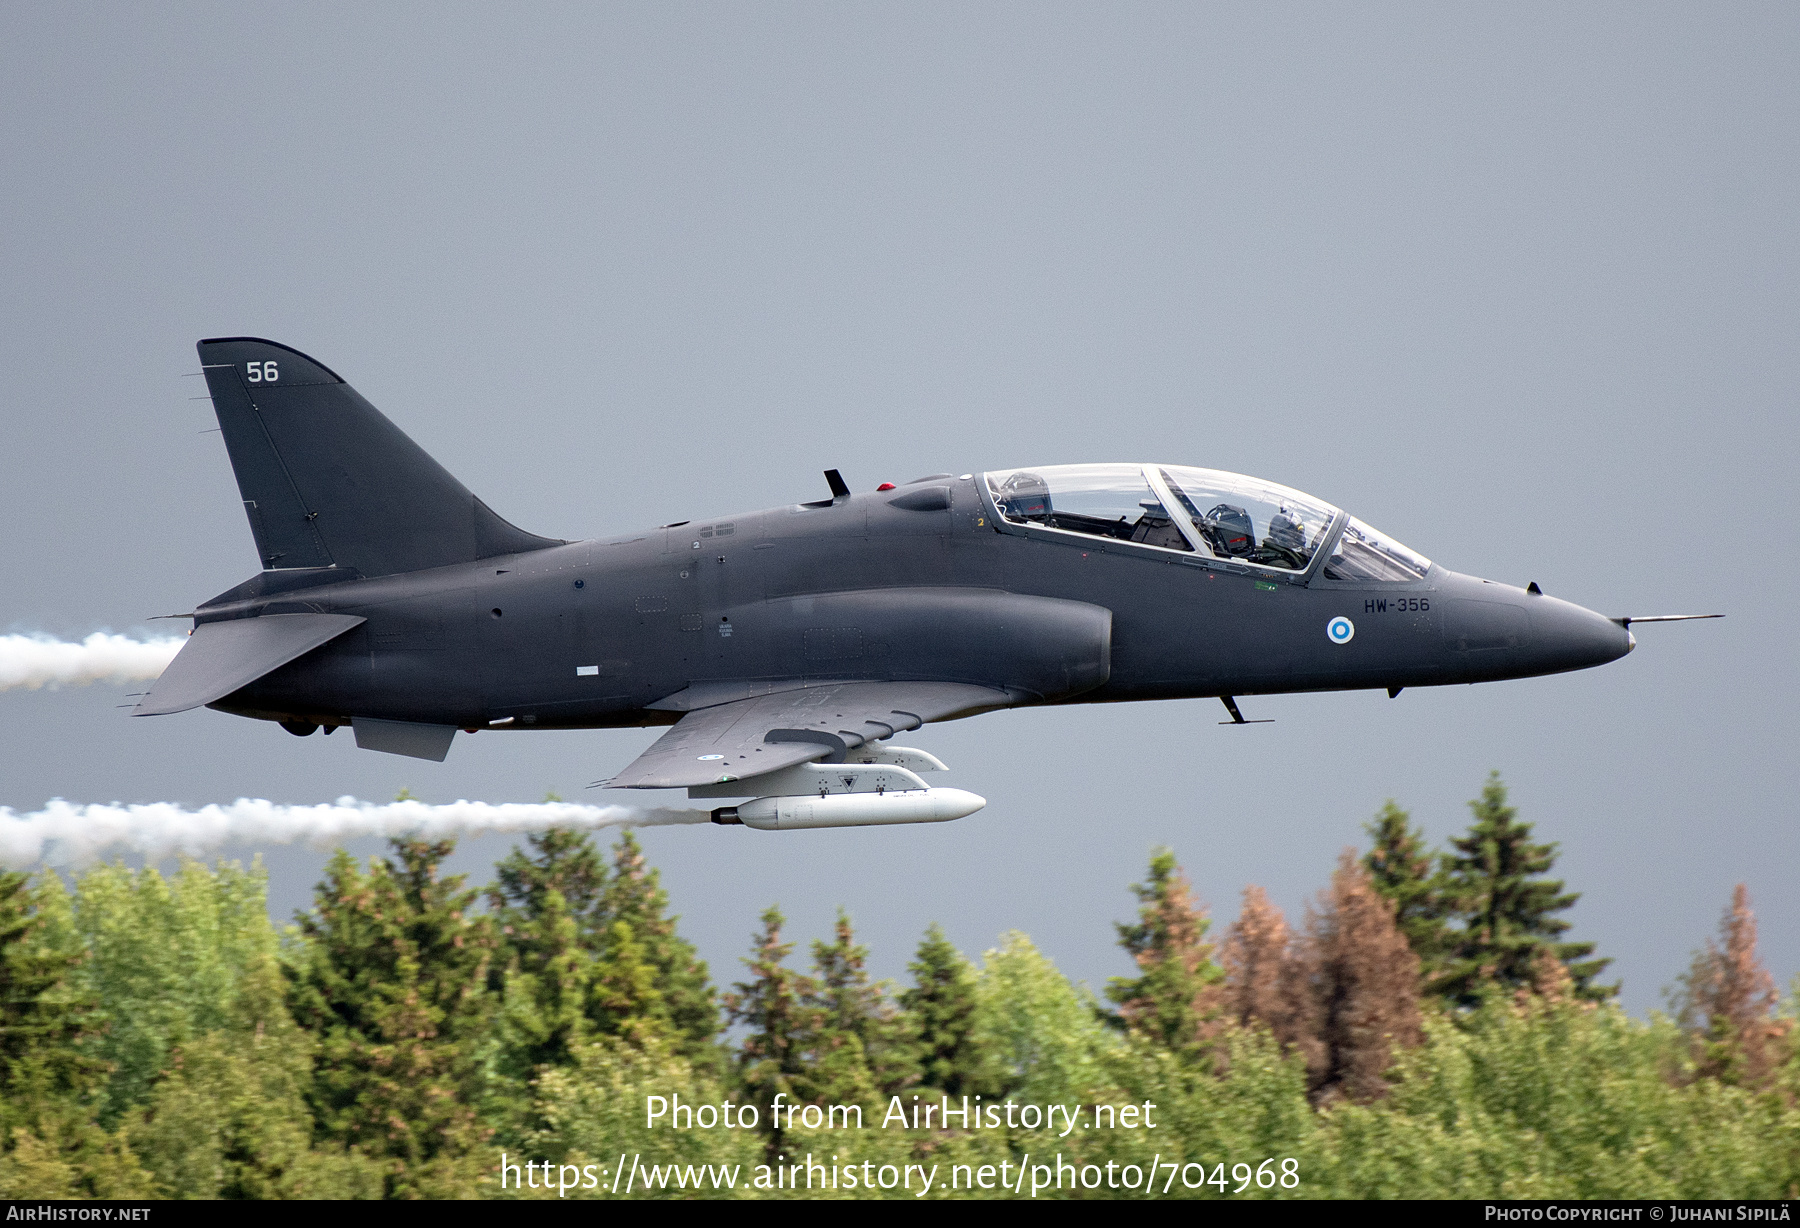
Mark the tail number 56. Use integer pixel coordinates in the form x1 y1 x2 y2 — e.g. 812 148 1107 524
245 361 279 383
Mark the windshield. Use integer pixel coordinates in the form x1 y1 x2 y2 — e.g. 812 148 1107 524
1322 517 1432 581
985 463 1340 571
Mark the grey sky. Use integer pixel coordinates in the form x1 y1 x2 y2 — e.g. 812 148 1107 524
2 3 1792 1013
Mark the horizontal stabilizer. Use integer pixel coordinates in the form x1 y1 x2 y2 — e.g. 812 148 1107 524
132 613 365 716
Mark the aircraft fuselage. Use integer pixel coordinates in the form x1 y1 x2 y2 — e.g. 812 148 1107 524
209 473 1631 733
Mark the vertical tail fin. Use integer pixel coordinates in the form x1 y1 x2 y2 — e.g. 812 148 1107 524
197 338 562 577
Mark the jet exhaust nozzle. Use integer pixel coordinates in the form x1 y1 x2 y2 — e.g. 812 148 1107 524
710 788 985 831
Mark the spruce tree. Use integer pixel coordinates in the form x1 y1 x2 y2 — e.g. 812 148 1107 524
486 823 612 1138
1220 884 1302 1041
287 839 496 1197
1438 773 1614 1006
1675 883 1788 1089
492 886 593 1098
809 910 911 1100
0 871 146 1198
601 832 720 1065
588 918 666 1044
724 906 818 1160
1295 851 1424 1104
489 821 609 956
791 1016 878 1115
1106 847 1224 1061
900 923 991 1098
1362 800 1454 983
0 871 104 1116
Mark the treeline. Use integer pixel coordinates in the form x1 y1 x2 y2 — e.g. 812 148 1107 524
0 773 1794 1199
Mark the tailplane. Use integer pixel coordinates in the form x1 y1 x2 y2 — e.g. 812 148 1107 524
197 338 562 577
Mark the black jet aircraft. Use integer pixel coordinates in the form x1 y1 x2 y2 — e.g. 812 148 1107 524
137 339 1717 830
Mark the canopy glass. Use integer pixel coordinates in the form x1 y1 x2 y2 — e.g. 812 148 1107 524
984 463 1430 580
1321 517 1432 581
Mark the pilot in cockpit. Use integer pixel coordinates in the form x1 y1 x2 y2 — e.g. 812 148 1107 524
1196 503 1306 569
1262 508 1308 569
996 472 1051 522
988 464 1341 575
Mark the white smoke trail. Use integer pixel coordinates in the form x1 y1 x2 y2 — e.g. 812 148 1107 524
0 797 712 870
0 632 183 692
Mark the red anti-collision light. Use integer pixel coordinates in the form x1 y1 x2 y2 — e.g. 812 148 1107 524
877 483 896 491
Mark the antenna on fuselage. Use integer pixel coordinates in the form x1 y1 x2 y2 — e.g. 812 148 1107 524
1218 696 1273 726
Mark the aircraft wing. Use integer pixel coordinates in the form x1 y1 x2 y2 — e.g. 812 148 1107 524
606 681 1013 789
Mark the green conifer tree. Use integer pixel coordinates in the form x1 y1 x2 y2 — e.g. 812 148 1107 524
1106 848 1225 1061
601 832 720 1066
485 815 624 1130
1362 800 1455 983
1437 773 1615 1006
0 871 146 1199
808 910 910 1101
0 871 100 1106
287 839 497 1197
588 918 667 1044
487 879 624 1147
900 923 993 1098
491 887 593 1093
488 816 609 957
724 906 819 1161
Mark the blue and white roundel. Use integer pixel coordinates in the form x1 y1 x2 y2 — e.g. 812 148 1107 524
1326 616 1355 645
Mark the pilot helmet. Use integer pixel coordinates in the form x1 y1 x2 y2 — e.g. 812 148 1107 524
1206 503 1255 556
999 472 1051 519
1268 508 1306 551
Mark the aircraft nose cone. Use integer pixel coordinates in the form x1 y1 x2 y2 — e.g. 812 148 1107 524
1527 595 1634 674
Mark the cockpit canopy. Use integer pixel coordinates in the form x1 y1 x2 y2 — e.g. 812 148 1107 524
983 463 1430 580
1325 516 1432 582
